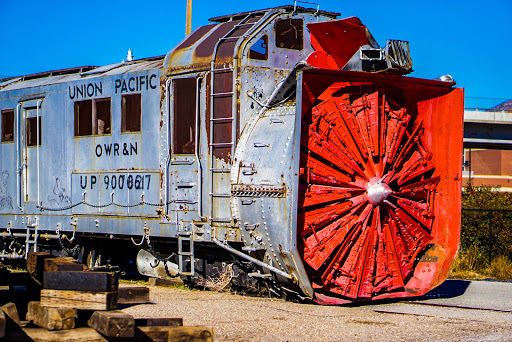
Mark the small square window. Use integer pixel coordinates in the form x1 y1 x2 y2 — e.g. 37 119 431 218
74 98 111 136
26 117 41 146
122 94 141 132
1 109 14 142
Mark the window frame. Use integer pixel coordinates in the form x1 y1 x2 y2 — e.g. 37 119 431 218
121 93 142 133
26 116 42 147
249 35 269 60
172 77 197 155
275 18 304 50
1 109 15 143
74 97 112 137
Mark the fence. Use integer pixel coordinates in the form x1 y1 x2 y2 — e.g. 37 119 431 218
461 208 512 265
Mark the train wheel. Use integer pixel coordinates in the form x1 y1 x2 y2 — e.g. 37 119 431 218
298 83 447 301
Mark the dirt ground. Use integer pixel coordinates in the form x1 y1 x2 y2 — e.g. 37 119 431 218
120 284 512 342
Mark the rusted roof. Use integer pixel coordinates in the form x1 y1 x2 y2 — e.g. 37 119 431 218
164 6 340 73
208 5 339 23
164 19 251 72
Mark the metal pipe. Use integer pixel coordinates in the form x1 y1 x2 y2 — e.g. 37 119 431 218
186 0 192 36
488 210 493 265
195 76 205 219
1 232 59 239
0 253 25 259
36 99 42 207
15 103 23 212
164 78 172 216
293 0 319 16
213 238 293 279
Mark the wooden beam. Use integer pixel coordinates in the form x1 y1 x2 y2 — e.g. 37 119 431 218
138 326 214 342
1 302 21 327
26 252 52 283
134 317 183 327
41 290 118 311
44 257 86 272
117 286 150 304
0 309 5 339
43 271 118 292
22 327 108 342
26 301 76 331
87 310 135 338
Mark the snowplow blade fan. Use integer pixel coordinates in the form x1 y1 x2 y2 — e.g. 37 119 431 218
297 69 464 303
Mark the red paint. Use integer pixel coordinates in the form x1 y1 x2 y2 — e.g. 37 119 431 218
306 17 375 70
298 69 463 302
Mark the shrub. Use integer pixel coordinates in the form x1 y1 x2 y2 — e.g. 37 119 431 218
450 186 512 280
487 255 512 281
461 186 512 261
449 245 487 279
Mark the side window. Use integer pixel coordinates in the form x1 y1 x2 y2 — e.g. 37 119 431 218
95 99 111 135
275 19 303 50
26 117 41 146
121 94 141 133
74 98 111 136
249 35 268 60
1 109 14 142
173 78 196 154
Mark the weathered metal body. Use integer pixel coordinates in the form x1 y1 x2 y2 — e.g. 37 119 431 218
0 6 463 303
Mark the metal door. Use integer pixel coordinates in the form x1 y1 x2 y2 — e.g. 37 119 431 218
167 76 202 228
16 99 43 210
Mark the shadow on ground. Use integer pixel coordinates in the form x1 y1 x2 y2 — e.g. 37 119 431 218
415 279 471 300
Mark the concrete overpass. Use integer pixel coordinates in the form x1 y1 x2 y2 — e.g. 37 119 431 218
464 108 512 149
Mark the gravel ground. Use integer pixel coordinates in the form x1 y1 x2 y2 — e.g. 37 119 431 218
120 284 512 342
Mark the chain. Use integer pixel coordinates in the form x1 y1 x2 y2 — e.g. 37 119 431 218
6 228 26 253
57 234 81 258
39 199 199 212
38 202 83 211
37 200 186 212
145 234 177 278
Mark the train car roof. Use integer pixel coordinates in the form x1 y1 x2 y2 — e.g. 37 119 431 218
208 5 339 23
0 55 165 92
164 6 338 73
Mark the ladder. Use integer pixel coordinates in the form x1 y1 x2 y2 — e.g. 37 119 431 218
178 235 194 276
208 13 259 223
25 217 39 257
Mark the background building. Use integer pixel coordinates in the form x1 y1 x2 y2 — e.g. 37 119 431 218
463 98 512 190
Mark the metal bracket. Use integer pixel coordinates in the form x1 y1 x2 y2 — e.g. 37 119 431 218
178 236 195 276
243 222 259 231
213 238 293 280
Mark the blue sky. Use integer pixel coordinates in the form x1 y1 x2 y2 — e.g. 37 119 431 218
1 0 510 107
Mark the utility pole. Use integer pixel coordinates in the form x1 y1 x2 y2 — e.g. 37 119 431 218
186 0 192 36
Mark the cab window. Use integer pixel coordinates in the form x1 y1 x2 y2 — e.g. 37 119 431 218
275 19 303 50
249 35 268 60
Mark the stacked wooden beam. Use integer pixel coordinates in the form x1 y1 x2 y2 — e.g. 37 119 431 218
41 270 119 311
0 252 214 341
26 253 120 333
